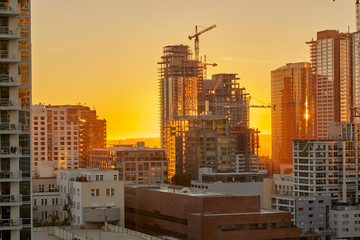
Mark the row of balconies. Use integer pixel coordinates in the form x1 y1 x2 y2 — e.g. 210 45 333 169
0 74 22 86
0 194 23 206
0 2 20 15
0 50 22 63
0 122 30 134
0 26 21 39
0 98 29 110
0 170 22 182
0 146 30 157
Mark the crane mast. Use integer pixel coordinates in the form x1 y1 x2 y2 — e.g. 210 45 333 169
333 0 360 31
188 24 216 61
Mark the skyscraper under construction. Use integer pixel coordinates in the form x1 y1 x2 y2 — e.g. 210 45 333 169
158 45 203 148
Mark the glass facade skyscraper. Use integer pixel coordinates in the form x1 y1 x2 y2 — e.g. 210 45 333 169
271 62 311 171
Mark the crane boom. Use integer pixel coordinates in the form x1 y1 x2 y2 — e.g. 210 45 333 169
188 24 217 40
188 24 217 61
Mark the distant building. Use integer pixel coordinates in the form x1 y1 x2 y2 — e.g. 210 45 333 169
90 142 168 184
57 169 124 228
271 62 311 172
164 115 236 180
307 30 352 139
203 73 249 127
32 104 106 175
125 184 300 240
204 74 259 173
32 177 60 224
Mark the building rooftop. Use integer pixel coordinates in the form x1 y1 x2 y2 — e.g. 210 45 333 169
92 146 166 151
127 184 256 197
190 208 288 216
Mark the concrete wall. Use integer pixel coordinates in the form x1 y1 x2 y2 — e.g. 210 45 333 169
191 181 265 207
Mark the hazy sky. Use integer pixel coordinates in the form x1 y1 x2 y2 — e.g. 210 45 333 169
32 0 354 139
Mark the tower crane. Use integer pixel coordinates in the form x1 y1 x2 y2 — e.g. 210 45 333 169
188 24 217 61
202 55 217 79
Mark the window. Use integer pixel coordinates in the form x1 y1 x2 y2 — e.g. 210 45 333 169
41 199 47 205
114 175 118 181
106 188 115 196
91 189 100 197
49 184 55 192
52 198 58 205
42 211 48 219
39 185 45 192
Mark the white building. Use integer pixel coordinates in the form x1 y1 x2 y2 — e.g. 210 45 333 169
263 174 332 239
191 168 266 206
32 178 60 225
330 203 360 239
57 169 124 229
0 0 31 239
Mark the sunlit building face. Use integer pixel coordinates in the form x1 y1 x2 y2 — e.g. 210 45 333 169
271 62 311 170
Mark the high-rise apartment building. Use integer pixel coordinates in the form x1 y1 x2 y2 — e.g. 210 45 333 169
307 30 352 139
159 45 203 147
32 104 106 175
292 122 360 203
271 62 311 172
0 1 31 239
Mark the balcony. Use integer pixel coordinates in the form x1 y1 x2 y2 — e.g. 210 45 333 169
0 26 20 39
0 194 22 206
0 170 22 182
0 123 29 134
0 50 20 63
0 146 29 158
0 3 20 16
0 74 21 86
0 98 21 110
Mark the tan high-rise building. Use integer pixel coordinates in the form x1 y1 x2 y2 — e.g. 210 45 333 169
307 30 352 139
32 104 106 175
271 62 311 172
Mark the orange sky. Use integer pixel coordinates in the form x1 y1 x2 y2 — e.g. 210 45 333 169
31 0 355 139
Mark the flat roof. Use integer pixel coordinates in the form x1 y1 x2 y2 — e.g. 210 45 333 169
190 208 288 217
92 146 166 151
127 184 256 197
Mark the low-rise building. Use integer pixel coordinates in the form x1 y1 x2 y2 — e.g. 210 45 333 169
125 184 300 240
330 203 360 239
57 169 124 228
90 142 168 184
32 177 60 225
191 168 267 206
264 174 332 238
